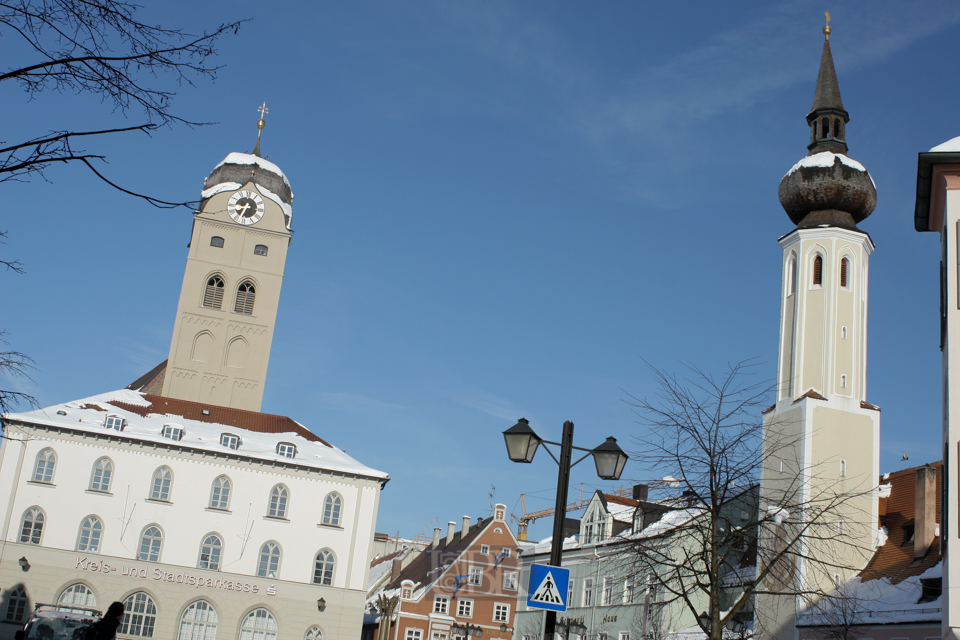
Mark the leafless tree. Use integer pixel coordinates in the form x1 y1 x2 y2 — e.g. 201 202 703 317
621 360 876 640
810 583 865 640
0 231 37 414
2 0 245 208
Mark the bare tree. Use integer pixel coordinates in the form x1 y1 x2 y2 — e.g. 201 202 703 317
2 0 245 208
810 584 865 640
621 361 876 640
0 230 38 415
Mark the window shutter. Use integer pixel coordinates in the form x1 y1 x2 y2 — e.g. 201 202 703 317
203 277 224 309
235 282 256 314
840 258 848 288
813 256 823 286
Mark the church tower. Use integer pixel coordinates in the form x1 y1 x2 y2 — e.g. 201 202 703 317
757 21 881 640
160 108 293 412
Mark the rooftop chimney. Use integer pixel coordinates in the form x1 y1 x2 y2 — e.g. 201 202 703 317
391 558 403 580
447 521 456 545
633 484 649 502
915 465 937 559
433 527 442 547
463 515 471 533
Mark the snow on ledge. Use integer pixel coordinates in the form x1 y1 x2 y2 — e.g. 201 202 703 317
784 151 867 179
201 181 243 200
930 136 960 153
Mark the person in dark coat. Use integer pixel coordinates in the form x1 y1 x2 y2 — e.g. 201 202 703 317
94 602 124 640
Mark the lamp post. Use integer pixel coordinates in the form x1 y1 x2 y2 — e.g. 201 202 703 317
503 419 628 640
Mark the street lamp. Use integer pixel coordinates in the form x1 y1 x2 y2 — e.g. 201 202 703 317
502 419 628 640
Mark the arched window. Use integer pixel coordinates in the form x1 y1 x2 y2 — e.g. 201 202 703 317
258 542 281 578
813 255 823 286
179 600 218 640
4 587 26 623
322 493 342 526
199 534 223 570
840 257 850 288
203 275 225 309
59 583 96 608
120 592 157 638
787 253 797 296
254 244 268 256
240 608 278 640
151 466 173 501
33 448 56 483
210 236 225 248
305 627 323 640
20 507 44 544
313 549 335 586
835 118 843 140
822 117 830 138
267 485 288 518
235 280 256 315
77 516 103 553
139 525 163 562
90 457 113 492
210 475 231 510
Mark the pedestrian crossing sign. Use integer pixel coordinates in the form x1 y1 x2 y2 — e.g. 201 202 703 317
527 563 569 612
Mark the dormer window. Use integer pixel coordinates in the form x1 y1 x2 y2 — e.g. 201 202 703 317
210 236 224 248
220 433 241 450
254 244 268 256
277 442 296 459
104 415 125 431
161 424 184 441
901 520 916 546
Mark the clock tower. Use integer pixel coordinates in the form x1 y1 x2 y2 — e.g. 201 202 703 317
159 109 293 411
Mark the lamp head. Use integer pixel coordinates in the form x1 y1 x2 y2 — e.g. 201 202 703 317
503 418 541 463
317 598 326 612
591 436 628 480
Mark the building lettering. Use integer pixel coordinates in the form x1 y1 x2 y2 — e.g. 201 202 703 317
74 557 264 594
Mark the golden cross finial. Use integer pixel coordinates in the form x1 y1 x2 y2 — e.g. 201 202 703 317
823 11 831 39
257 102 268 130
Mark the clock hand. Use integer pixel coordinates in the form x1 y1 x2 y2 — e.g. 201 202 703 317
235 202 250 215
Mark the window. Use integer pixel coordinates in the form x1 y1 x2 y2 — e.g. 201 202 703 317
277 442 296 459
568 579 574 606
402 587 413 599
306 627 323 640
841 257 850 288
203 275 225 309
583 578 593 607
902 521 916 546
457 599 473 618
620 634 630 640
313 549 335 585
139 525 163 562
240 609 278 640
842 326 848 339
77 516 103 553
90 457 113 492
162 424 184 441
406 631 423 640
199 534 223 570
322 493 342 526
120 592 157 638
59 583 96 608
434 596 449 614
813 255 823 286
254 244 268 256
841 374 847 389
481 544 490 555
220 433 241 450
624 576 635 604
20 507 44 544
840 459 847 478
104 415 125 431
235 280 256 314
210 236 224 248
494 603 509 623
258 542 281 578
178 600 218 640
210 476 231 510
4 587 26 623
787 253 797 295
920 578 943 604
468 565 483 586
150 466 172 501
602 576 614 605
838 519 845 535
268 485 288 518
503 571 519 591
33 448 56 483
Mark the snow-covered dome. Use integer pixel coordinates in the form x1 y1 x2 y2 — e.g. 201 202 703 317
779 151 876 229
202 152 294 229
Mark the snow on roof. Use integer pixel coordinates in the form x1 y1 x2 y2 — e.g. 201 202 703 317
607 501 636 523
930 136 960 153
784 151 867 179
3 389 388 480
199 179 294 231
214 152 290 188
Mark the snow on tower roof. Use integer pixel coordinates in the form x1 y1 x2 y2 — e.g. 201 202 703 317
3 389 388 482
214 152 290 188
930 136 960 153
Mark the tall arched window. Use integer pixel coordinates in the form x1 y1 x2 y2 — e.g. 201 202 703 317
235 281 256 315
59 583 96 608
313 550 335 586
305 627 323 640
240 609 278 640
840 257 850 288
322 493 342 526
203 275 225 309
813 255 823 286
4 587 26 623
33 448 56 483
267 485 288 518
210 475 231 510
20 507 44 544
139 525 163 562
178 600 218 640
151 466 173 501
77 516 103 553
90 457 113 492
258 542 281 578
199 534 223 570
120 592 157 638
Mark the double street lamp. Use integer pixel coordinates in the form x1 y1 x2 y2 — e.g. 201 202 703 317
502 418 628 640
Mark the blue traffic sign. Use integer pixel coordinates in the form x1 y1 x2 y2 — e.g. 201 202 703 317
527 563 569 612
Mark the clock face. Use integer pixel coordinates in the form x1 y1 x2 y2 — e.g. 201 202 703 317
228 190 266 225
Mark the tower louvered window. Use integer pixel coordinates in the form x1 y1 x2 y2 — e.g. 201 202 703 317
813 255 823 286
235 281 256 315
203 276 225 309
840 257 849 288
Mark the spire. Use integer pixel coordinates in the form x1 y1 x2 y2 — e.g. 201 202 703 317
806 13 849 155
253 102 268 157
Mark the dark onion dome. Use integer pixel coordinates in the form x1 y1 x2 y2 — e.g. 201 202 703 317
202 152 294 230
779 24 875 230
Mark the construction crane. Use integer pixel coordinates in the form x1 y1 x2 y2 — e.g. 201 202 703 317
510 485 637 540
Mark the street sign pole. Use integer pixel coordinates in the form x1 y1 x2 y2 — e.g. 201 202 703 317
544 421 574 640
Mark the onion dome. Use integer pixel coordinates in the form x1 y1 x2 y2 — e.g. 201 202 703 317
778 21 875 230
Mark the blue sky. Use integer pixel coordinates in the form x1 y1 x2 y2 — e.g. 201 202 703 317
3 0 959 540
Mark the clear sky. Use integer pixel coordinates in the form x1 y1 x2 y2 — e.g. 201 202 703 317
3 0 959 541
